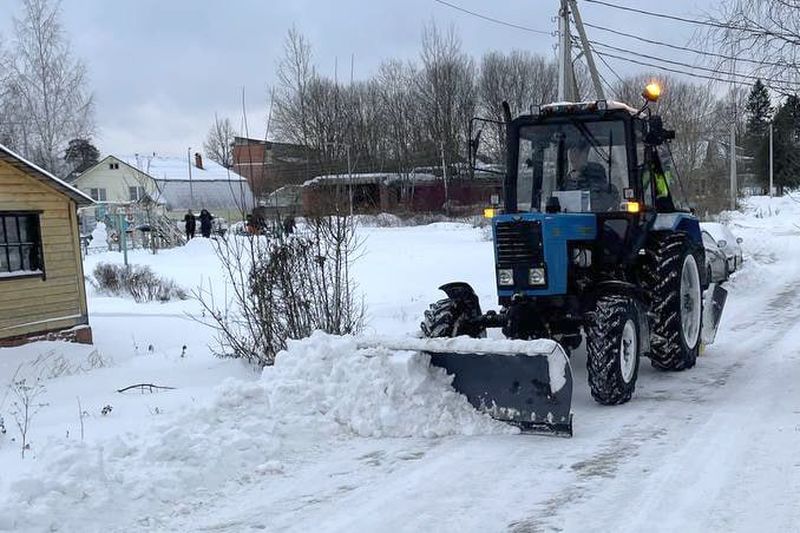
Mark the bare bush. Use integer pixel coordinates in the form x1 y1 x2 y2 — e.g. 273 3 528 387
196 215 364 367
93 263 187 303
10 378 47 458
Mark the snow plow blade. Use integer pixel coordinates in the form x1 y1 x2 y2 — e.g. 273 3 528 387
702 283 728 346
359 337 573 437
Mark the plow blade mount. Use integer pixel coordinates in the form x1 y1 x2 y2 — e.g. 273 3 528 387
702 283 728 346
361 337 574 437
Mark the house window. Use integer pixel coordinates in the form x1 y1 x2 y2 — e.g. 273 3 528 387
0 213 43 277
108 162 119 170
90 188 107 201
129 186 147 202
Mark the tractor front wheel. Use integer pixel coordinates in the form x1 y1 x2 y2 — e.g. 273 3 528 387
421 298 486 339
585 295 641 405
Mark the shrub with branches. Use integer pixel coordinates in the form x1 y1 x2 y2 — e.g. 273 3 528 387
196 215 364 367
93 263 187 303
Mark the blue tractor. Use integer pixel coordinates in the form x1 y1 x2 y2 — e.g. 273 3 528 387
419 86 728 436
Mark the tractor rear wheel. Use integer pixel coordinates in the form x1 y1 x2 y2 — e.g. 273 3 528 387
642 232 703 371
421 298 486 338
585 295 641 405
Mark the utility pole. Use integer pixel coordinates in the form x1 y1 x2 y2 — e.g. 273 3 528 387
730 124 737 210
187 147 195 211
346 144 353 217
557 0 574 101
729 41 738 210
569 0 604 100
769 121 774 198
441 139 450 217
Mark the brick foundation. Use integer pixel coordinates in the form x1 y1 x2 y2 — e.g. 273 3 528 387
0 324 93 348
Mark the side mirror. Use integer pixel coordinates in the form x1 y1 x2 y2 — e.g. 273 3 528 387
736 237 743 244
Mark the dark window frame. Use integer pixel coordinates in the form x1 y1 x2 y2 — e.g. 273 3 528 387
0 211 46 281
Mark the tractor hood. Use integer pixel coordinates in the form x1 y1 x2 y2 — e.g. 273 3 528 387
493 212 597 298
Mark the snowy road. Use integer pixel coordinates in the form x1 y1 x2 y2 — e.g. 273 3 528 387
3 198 800 532
172 266 800 532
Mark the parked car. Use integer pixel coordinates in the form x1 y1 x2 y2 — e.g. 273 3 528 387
702 230 729 283
700 222 743 275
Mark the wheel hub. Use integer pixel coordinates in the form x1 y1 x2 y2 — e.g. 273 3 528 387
680 254 702 349
620 319 637 383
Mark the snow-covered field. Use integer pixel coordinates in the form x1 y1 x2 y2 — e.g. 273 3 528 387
2 197 800 532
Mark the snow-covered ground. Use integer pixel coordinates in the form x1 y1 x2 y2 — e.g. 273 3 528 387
2 197 800 532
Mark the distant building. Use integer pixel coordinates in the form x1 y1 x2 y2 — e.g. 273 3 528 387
73 152 255 217
0 143 93 346
232 137 313 199
301 172 502 215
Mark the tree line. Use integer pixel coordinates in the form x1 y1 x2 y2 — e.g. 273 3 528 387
204 24 770 215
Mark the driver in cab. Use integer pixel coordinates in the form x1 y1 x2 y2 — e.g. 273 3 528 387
564 140 618 212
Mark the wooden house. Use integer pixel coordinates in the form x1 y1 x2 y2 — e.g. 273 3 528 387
0 144 94 345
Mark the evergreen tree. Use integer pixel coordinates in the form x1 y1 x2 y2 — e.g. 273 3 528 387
771 95 800 191
64 138 99 176
744 79 772 186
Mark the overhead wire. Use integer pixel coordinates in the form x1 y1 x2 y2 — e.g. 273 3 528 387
584 22 792 70
431 0 552 36
590 40 800 88
594 50 797 96
582 0 798 40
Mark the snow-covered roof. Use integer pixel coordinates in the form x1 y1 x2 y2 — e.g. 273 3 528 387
0 143 94 206
123 154 248 182
153 179 255 212
304 172 439 187
540 100 639 115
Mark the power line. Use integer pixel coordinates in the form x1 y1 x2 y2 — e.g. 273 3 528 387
591 40 799 88
584 22 792 70
595 50 797 96
431 0 552 36
582 0 795 39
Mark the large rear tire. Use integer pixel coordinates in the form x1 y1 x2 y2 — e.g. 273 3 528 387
585 295 641 405
642 232 703 371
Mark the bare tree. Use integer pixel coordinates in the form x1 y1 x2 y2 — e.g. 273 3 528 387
701 1 800 94
273 27 315 147
2 0 94 175
417 22 476 173
203 114 236 168
478 50 558 163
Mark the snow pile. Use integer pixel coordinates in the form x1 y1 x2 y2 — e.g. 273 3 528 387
262 332 515 438
0 333 511 531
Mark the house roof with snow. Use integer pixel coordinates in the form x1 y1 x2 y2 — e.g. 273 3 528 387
0 143 94 206
123 153 248 182
303 172 440 187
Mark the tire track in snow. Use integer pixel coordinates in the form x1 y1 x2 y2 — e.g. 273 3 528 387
504 241 800 532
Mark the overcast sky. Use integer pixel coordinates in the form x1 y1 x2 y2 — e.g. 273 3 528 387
0 0 713 157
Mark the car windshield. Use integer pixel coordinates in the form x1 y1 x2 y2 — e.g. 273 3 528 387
516 119 629 213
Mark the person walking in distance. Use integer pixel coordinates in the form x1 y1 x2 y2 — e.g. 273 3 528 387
199 209 213 238
184 209 196 240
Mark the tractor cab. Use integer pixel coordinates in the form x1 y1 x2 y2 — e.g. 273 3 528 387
506 98 685 217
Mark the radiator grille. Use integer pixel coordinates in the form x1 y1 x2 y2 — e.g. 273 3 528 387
495 220 543 266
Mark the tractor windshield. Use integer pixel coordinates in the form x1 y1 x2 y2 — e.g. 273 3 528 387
516 119 630 213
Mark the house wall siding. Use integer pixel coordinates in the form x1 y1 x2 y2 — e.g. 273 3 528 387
0 160 89 339
72 157 158 203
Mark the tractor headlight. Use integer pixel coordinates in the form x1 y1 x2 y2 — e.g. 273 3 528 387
498 269 514 286
528 267 546 286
